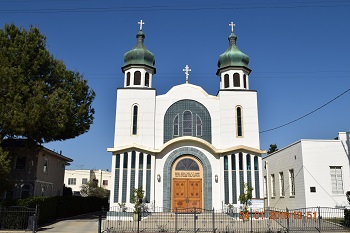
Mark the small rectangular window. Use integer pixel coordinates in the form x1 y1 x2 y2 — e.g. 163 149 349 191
103 180 108 186
289 169 295 196
310 187 316 192
271 174 276 197
330 166 344 194
82 178 88 185
68 178 76 185
43 159 48 173
279 172 285 197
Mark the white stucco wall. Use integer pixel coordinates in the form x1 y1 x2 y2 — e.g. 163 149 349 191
263 138 350 209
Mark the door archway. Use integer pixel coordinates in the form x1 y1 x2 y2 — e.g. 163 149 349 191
172 156 203 211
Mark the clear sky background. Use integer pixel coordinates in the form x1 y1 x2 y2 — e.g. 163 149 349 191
1 0 350 171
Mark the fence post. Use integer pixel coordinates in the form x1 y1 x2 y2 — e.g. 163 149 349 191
212 208 215 233
250 208 253 233
194 207 197 233
318 206 321 230
98 213 102 233
286 207 289 233
175 208 178 233
32 213 36 233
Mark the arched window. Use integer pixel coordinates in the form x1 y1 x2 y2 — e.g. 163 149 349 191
132 105 138 135
243 74 247 88
233 73 240 87
224 74 229 88
183 110 192 136
145 73 150 87
196 115 202 136
173 114 179 136
236 106 243 137
175 158 200 170
134 71 141 85
126 72 131 86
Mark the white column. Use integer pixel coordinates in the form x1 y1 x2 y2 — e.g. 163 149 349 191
250 154 256 198
150 154 155 205
126 152 132 203
228 154 232 204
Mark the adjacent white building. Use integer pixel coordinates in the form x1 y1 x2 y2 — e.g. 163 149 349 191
107 21 265 211
65 169 111 195
263 132 350 209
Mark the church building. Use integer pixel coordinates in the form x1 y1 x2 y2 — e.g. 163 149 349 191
108 21 265 211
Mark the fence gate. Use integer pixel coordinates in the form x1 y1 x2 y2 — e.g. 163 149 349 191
0 206 39 231
175 208 214 233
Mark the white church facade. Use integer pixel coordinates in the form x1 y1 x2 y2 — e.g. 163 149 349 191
108 21 265 211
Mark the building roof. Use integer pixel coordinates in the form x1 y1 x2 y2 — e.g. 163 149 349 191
2 139 73 162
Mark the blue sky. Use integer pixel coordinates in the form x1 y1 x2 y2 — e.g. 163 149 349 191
1 0 350 170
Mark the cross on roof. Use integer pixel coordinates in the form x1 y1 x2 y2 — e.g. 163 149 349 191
229 22 235 33
183 65 191 84
138 20 145 30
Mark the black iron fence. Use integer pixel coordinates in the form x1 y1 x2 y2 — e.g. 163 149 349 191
0 205 39 232
100 206 350 233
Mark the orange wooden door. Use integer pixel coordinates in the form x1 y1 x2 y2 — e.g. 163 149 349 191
172 179 202 211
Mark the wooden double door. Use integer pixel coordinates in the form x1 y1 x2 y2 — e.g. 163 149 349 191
172 178 202 211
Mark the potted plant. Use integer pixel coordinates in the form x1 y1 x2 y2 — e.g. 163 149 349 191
131 186 145 221
238 183 253 221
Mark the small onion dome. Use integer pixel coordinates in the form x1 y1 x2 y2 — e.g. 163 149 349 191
122 30 156 73
216 32 250 75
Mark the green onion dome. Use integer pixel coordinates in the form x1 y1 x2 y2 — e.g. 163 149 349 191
217 32 250 75
122 30 156 72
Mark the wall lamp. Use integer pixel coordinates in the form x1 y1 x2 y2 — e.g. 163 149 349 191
215 174 218 183
157 174 161 182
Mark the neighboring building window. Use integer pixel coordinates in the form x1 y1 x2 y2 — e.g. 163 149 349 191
21 185 30 199
289 169 295 196
236 106 243 137
182 110 192 136
132 105 138 135
145 73 150 87
82 178 88 184
134 71 141 85
263 176 267 198
173 114 179 136
224 74 229 88
271 174 276 197
68 178 76 185
16 157 26 170
243 74 247 88
43 158 48 173
196 115 202 136
330 166 344 194
126 72 130 86
233 73 240 87
103 180 108 186
279 172 285 197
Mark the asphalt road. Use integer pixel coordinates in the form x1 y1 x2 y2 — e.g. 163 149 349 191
37 212 100 233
